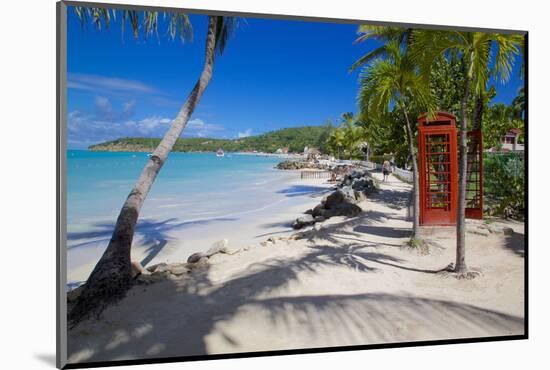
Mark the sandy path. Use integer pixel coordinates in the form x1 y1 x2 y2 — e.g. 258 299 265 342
68 172 525 364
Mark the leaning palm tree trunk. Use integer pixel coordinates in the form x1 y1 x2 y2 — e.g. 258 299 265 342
69 16 219 323
402 107 420 239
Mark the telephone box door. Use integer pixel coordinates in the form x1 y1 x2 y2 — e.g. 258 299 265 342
418 112 458 226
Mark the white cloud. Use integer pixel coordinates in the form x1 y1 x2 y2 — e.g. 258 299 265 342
93 96 136 122
68 108 225 149
238 128 253 138
123 99 137 114
184 118 225 138
68 73 159 94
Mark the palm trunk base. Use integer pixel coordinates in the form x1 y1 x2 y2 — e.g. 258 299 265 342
68 257 133 326
437 262 482 280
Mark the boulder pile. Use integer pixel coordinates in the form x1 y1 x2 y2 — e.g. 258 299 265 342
292 168 378 229
292 189 362 229
276 160 330 170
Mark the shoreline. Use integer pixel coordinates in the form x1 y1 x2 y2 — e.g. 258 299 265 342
66 162 336 287
67 171 525 363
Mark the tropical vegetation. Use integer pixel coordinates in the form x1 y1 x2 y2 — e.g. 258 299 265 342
411 30 523 275
89 126 335 154
348 26 524 276
325 113 367 159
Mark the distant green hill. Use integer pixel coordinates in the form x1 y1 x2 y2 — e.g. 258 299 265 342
88 125 333 153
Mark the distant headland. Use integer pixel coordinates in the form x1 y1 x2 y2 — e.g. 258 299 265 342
88 125 333 154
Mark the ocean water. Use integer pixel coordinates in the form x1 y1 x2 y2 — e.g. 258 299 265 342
68 150 288 224
66 150 324 285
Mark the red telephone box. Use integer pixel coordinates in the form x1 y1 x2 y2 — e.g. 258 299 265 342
418 112 458 226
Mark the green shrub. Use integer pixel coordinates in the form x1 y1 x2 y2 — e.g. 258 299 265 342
483 152 525 219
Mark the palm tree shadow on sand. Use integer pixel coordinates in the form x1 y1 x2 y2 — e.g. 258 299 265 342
67 239 524 364
67 217 238 268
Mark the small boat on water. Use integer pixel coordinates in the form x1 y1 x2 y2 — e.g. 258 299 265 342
216 148 225 157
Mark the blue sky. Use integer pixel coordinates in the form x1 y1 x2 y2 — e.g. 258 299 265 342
67 7 524 149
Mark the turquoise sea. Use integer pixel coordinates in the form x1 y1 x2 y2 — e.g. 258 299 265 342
66 150 327 286
68 150 286 224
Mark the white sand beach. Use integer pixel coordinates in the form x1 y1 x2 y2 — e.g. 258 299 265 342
67 172 524 364
67 171 336 285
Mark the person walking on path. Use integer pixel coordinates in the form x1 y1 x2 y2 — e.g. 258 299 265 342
382 160 391 182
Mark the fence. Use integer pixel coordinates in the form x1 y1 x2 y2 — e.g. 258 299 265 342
300 170 332 180
361 161 380 170
393 166 413 182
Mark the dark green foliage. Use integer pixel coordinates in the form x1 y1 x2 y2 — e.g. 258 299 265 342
483 104 524 150
325 114 367 160
484 152 524 219
89 126 334 154
362 112 411 168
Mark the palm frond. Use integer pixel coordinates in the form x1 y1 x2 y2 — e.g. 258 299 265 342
492 33 522 83
214 16 239 55
75 6 193 44
349 47 386 71
351 25 411 72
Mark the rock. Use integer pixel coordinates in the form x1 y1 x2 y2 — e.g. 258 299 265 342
205 239 229 256
330 202 362 217
314 223 323 231
314 215 325 222
292 214 315 229
353 190 367 203
487 224 515 235
151 270 171 278
267 237 276 244
188 239 229 263
167 263 190 276
222 246 242 255
312 204 327 217
276 160 330 171
304 208 313 215
137 271 170 284
187 252 205 263
503 227 515 236
146 262 168 273
340 186 356 202
189 257 210 270
324 189 346 208
131 260 146 278
289 233 303 240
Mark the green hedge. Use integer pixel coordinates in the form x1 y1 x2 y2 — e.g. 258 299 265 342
483 152 525 219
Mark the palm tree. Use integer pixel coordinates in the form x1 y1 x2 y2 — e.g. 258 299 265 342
69 9 237 323
339 112 366 159
349 25 412 72
358 40 434 241
512 87 525 119
412 30 522 274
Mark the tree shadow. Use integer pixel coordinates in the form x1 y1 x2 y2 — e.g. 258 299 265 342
504 231 525 258
369 188 411 211
353 225 411 238
68 217 238 265
68 217 238 244
277 185 333 198
300 211 409 247
67 244 524 364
